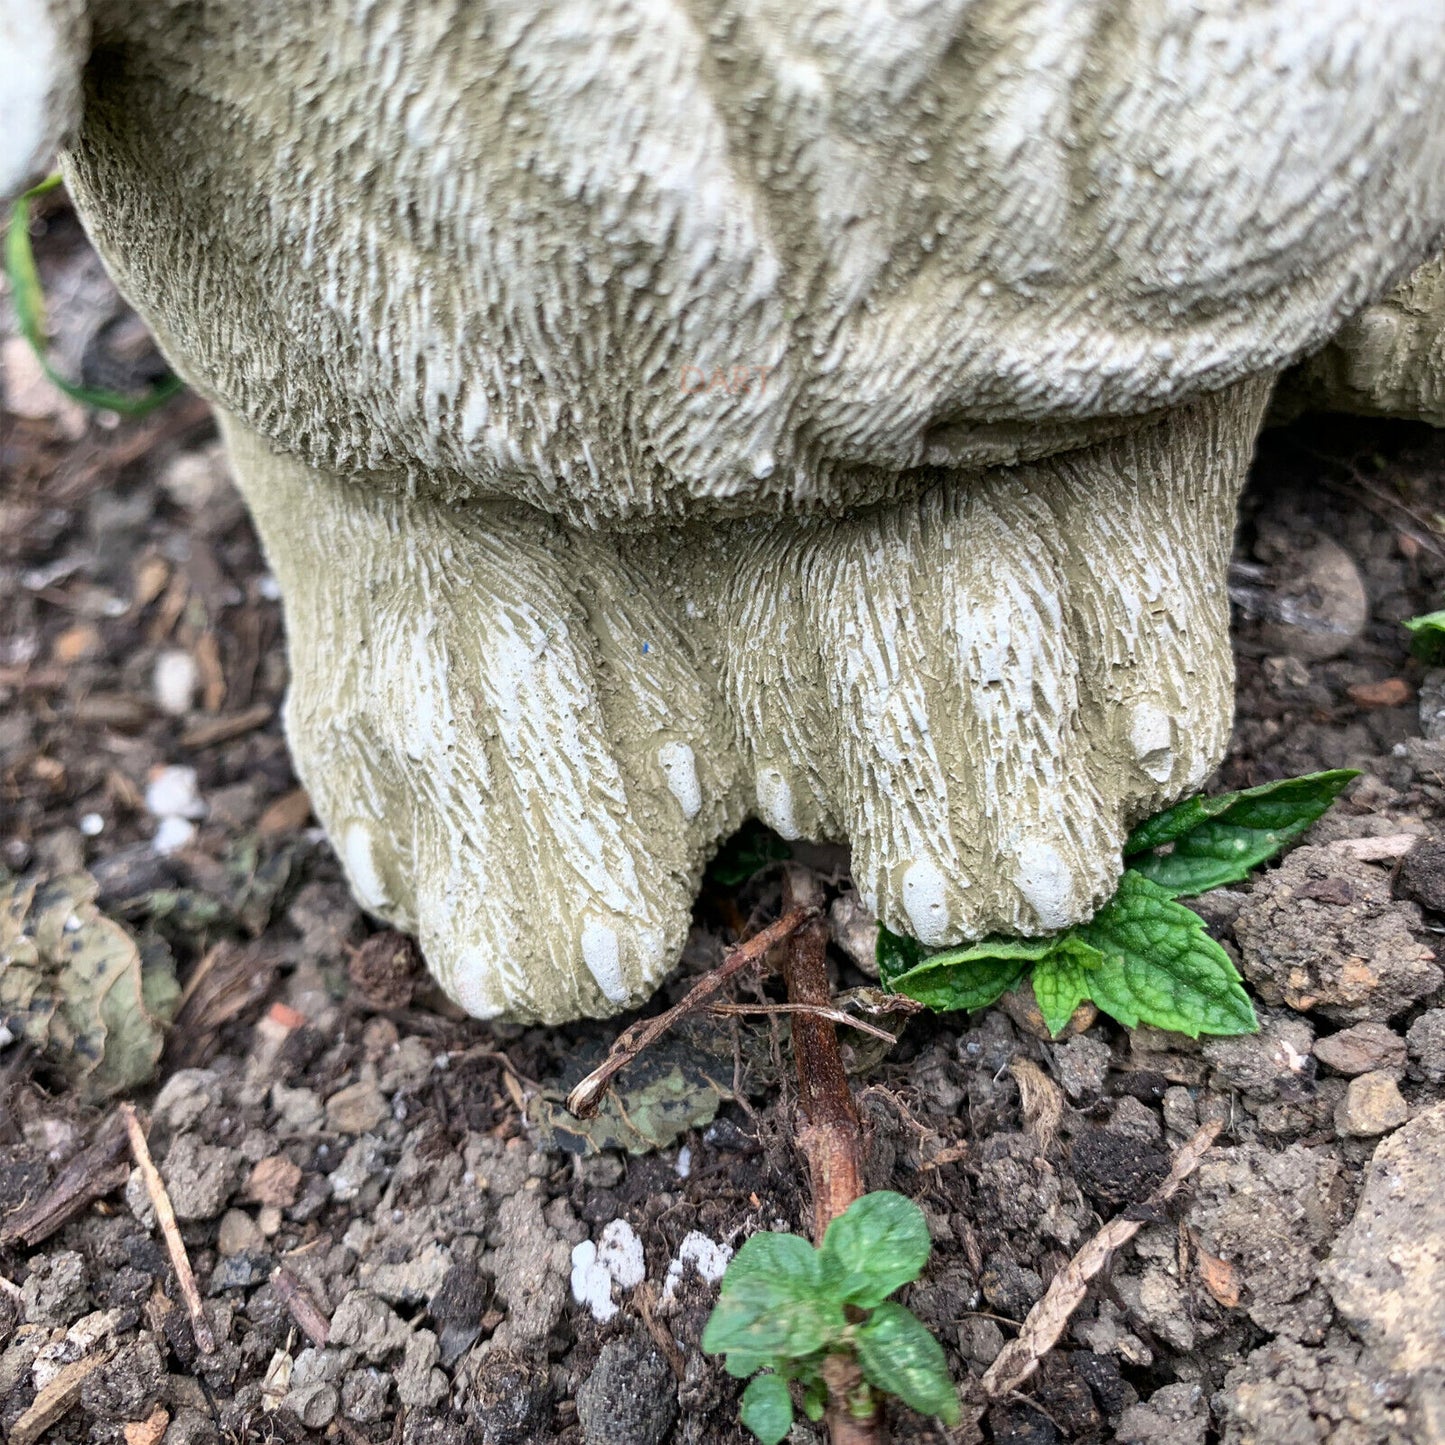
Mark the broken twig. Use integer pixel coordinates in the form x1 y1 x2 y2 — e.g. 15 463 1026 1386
0 1111 130 1248
704 1000 900 1044
271 1265 332 1348
781 866 876 1445
566 906 815 1117
981 1118 1223 1396
120 1103 216 1354
8 1351 114 1445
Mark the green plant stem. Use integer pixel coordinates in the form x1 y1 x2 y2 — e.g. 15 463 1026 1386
781 866 881 1443
7 174 184 417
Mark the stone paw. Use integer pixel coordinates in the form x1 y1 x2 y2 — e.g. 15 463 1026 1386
226 423 746 1022
708 378 1271 946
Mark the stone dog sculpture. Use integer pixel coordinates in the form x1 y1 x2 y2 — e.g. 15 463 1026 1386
7 0 1445 1022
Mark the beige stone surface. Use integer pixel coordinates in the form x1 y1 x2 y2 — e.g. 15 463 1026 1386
1325 1103 1445 1374
6 0 1445 1017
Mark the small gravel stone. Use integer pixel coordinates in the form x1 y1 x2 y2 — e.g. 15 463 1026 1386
1203 1015 1314 1100
1255 535 1368 661
159 442 234 511
576 1334 678 1445
245 1155 303 1207
329 1290 410 1362
165 1406 222 1445
1234 847 1441 1024
396 1330 449 1410
1161 1086 1198 1137
325 1081 389 1135
1335 1071 1411 1137
271 1083 323 1131
1115 1381 1207 1445
1419 672 1445 743
160 1135 240 1221
829 892 880 977
152 815 197 855
1314 1021 1407 1077
209 1253 272 1292
291 1346 354 1387
153 649 200 716
1398 838 1445 912
216 1209 264 1257
1052 1032 1112 1101
153 1069 223 1134
145 765 206 820
283 1381 340 1429
1407 1010 1445 1085
342 1367 393 1422
329 1137 386 1202
958 1316 1005 1366
1326 1103 1445 1375
21 1250 90 1325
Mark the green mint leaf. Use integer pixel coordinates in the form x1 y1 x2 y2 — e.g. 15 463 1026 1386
1124 769 1358 896
740 1374 794 1445
718 1229 821 1300
703 1293 843 1372
703 1231 844 1366
876 924 927 987
1405 610 1445 663
1029 938 1105 1038
887 937 1049 1012
818 1192 932 1308
1073 871 1257 1037
855 1303 961 1426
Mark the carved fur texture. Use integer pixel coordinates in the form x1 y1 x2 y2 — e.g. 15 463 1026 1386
63 0 1445 525
228 379 1266 1021
6 0 1445 1017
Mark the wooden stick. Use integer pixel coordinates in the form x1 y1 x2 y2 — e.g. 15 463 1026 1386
565 907 815 1117
271 1265 332 1348
119 1104 216 1354
704 1000 901 1044
781 867 877 1445
782 869 865 1241
0 1111 130 1249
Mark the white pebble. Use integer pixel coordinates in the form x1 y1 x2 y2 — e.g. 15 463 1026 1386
596 1218 646 1290
145 765 206 820
675 1144 692 1179
153 649 199 716
0 1023 14 1048
79 812 104 837
159 444 229 511
570 1220 647 1323
151 816 197 856
570 1240 619 1323
661 1231 733 1303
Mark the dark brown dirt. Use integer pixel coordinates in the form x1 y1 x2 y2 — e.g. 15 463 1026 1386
6 195 1445 1445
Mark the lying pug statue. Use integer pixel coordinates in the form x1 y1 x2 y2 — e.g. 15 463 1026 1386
6 0 1445 1021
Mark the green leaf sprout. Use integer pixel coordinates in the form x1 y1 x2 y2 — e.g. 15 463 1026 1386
702 1192 960 1442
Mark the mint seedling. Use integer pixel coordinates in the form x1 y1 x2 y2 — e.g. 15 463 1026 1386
702 1192 960 1443
1404 610 1445 663
879 769 1357 1039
